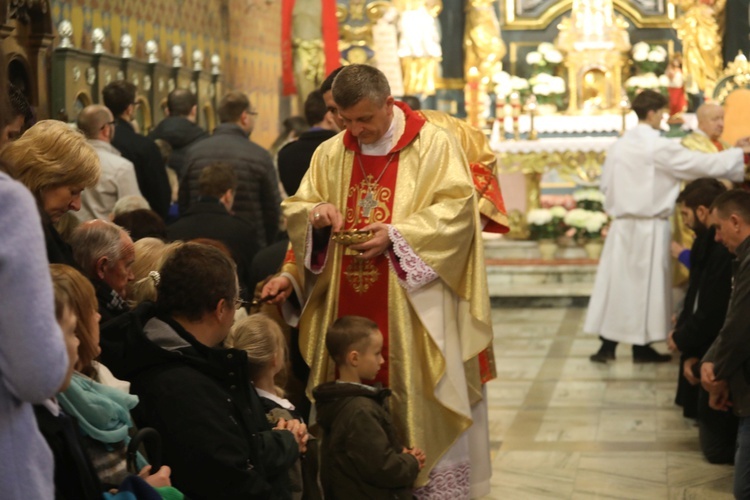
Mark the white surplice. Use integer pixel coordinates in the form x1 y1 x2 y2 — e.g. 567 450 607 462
584 124 745 345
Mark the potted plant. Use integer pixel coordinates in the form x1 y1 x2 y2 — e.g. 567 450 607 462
564 208 609 259
528 207 566 260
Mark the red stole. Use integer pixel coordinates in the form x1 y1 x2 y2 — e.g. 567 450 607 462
336 103 425 387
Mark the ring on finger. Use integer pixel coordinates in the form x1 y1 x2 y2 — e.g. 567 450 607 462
314 212 321 220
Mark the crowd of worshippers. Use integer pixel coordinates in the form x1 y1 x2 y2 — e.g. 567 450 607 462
0 57 440 498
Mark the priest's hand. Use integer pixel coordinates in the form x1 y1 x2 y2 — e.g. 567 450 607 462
351 223 391 260
735 136 750 153
310 203 343 231
262 275 293 305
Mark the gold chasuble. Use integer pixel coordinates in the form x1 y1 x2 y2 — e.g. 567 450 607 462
417 109 509 234
280 102 494 490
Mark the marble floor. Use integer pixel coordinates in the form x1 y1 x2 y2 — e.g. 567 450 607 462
481 304 735 499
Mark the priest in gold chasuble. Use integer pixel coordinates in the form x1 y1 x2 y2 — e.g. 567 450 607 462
263 65 494 497
675 104 734 286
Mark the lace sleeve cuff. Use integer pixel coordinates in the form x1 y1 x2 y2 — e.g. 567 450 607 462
304 223 329 274
387 225 438 292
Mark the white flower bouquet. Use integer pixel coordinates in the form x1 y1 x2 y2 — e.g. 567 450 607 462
528 206 566 240
631 43 668 77
572 188 605 212
529 73 566 110
564 208 609 241
525 43 564 76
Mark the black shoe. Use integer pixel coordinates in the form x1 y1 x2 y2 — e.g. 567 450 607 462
589 350 616 363
632 345 671 364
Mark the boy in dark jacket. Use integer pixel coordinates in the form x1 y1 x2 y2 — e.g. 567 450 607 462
313 316 424 500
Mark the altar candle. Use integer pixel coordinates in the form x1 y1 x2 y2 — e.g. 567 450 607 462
495 93 505 121
510 92 521 140
510 92 521 120
467 66 480 128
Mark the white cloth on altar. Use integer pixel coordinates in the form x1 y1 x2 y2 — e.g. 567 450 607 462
584 124 745 345
492 136 618 155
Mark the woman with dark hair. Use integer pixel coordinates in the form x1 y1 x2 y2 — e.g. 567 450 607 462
1 120 101 265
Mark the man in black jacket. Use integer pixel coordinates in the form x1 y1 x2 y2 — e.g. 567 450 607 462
703 190 750 497
167 162 259 297
277 90 339 196
147 89 208 178
180 91 281 247
102 80 171 219
668 178 736 463
101 243 306 499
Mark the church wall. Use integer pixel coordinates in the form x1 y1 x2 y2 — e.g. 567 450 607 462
48 0 282 148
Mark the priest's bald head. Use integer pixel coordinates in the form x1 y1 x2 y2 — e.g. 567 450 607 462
332 64 395 145
696 103 724 141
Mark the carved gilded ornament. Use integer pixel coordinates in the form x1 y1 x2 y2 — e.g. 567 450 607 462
712 52 750 104
503 0 675 30
500 149 605 216
670 0 724 95
337 0 391 65
464 0 506 84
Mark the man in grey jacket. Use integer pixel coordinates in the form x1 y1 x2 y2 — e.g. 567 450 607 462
180 91 281 247
702 189 750 498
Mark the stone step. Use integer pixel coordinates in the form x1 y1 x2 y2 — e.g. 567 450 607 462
483 237 598 298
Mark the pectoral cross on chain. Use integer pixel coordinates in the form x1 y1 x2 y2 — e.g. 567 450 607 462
359 189 378 219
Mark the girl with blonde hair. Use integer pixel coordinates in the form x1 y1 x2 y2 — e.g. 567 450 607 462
127 237 183 307
225 314 319 499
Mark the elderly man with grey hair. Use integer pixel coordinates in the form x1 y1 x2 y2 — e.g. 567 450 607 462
70 219 136 323
76 104 142 221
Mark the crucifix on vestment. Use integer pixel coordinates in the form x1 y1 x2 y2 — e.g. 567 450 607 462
358 190 378 219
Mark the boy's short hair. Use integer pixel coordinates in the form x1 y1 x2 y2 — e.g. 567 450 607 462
102 80 137 117
199 162 237 198
326 315 378 366
631 89 667 120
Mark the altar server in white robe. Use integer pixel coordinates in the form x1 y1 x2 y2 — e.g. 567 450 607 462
586 89 750 363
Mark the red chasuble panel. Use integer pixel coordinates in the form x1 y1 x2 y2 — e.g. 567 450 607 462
336 151 399 387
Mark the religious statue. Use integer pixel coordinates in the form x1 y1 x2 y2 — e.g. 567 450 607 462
665 54 687 118
393 0 443 95
292 0 327 104
671 0 725 96
281 0 339 107
464 0 506 84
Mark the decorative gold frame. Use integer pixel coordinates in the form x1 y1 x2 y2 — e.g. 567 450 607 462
713 54 750 104
503 0 675 30
435 77 466 90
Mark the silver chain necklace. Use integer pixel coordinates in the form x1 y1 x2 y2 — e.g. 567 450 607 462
356 152 396 219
